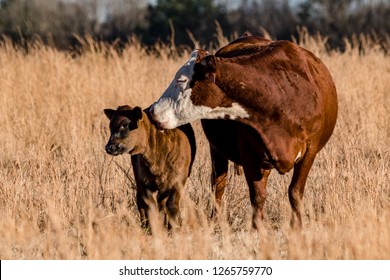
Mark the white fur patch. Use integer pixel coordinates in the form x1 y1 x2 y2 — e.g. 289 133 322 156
150 50 250 128
206 102 249 120
295 150 303 162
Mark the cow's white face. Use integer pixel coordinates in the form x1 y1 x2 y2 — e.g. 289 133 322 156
149 51 206 129
150 50 249 129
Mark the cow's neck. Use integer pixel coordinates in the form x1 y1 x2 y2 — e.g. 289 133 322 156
205 73 251 122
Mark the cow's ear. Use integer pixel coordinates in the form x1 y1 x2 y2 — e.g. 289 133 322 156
104 109 115 120
200 55 216 82
201 55 216 73
133 106 143 121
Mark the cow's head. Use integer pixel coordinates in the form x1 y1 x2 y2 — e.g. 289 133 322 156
104 106 145 156
149 49 249 129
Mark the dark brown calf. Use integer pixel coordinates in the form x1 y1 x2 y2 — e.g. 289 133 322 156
104 105 196 231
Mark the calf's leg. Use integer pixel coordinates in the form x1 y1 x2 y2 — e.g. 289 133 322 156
137 188 160 233
164 188 181 230
136 191 150 231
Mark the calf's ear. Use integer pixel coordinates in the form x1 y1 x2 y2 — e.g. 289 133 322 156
133 106 143 121
104 109 115 120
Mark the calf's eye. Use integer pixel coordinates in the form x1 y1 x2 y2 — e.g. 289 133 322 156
119 124 128 131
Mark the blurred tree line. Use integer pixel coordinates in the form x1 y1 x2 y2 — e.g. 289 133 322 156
0 0 389 50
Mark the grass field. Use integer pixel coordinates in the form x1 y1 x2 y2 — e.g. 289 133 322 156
0 33 389 260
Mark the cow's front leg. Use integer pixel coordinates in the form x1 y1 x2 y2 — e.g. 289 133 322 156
210 147 229 219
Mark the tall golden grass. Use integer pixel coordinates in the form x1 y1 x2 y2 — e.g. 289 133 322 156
0 33 389 260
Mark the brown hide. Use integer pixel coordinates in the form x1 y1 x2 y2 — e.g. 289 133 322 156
201 119 271 209
195 36 338 228
104 105 196 231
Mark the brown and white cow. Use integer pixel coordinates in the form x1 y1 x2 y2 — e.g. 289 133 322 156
150 35 338 229
104 105 196 231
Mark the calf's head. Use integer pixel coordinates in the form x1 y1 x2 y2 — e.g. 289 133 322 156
104 106 145 156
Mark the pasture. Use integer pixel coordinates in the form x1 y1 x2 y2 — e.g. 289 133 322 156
0 33 389 259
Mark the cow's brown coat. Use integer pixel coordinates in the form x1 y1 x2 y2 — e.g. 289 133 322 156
192 36 337 228
104 105 196 231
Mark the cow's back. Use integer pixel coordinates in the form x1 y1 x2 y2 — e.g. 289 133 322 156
215 36 272 58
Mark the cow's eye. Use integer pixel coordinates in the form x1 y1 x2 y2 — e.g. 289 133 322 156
177 78 188 84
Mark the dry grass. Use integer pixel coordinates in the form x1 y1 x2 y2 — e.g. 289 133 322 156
0 34 389 260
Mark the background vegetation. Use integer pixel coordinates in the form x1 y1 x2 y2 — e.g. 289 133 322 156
0 0 389 260
0 0 389 50
0 28 389 259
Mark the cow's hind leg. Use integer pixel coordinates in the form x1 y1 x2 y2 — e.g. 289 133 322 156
243 166 271 230
210 148 229 219
288 146 318 228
